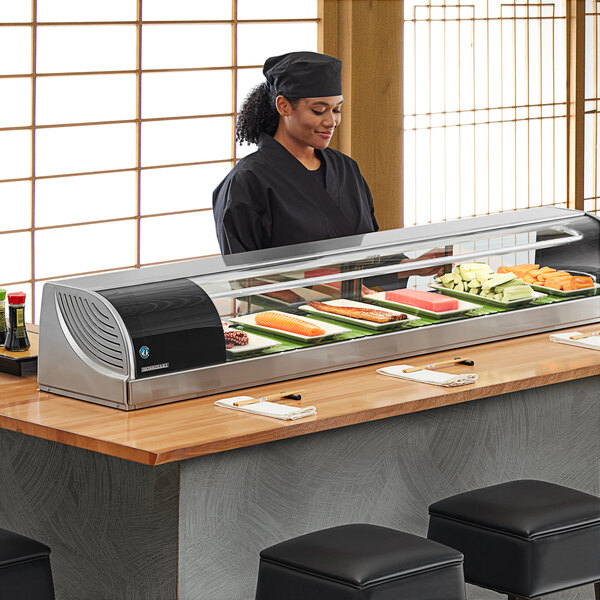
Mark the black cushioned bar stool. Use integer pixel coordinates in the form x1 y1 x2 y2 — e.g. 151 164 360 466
255 523 466 600
0 528 55 600
427 480 600 600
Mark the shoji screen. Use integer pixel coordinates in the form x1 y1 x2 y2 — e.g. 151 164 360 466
403 0 568 226
0 0 318 321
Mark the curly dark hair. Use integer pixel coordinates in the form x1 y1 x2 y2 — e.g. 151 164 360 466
236 84 299 145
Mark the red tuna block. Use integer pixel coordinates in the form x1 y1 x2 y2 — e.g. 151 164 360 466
385 289 458 312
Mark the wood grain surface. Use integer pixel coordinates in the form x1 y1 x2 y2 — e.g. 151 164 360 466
0 323 599 466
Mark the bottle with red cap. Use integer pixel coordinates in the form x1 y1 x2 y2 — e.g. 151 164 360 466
5 291 30 352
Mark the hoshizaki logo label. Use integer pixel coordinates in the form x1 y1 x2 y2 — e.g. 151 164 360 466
139 346 150 359
141 362 169 373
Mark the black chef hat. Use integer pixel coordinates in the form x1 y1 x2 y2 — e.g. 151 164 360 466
263 51 342 98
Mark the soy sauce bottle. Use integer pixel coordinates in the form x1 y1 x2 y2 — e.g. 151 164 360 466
0 289 6 346
5 292 30 352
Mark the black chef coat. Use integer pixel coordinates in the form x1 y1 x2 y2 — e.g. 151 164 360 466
212 133 378 255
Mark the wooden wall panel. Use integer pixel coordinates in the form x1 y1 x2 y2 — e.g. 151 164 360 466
320 0 404 229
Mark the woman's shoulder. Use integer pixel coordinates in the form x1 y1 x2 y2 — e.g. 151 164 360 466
213 149 273 204
234 145 275 172
221 150 268 186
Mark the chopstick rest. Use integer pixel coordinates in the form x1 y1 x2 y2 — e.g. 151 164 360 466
215 396 317 420
377 365 478 387
549 331 600 351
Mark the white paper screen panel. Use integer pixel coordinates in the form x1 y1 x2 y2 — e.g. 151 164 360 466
237 0 318 20
0 233 31 283
0 131 31 180
141 71 232 119
35 124 137 177
142 24 232 70
141 0 232 21
36 26 137 73
140 212 219 264
0 79 31 127
140 163 231 214
36 75 137 125
0 27 31 74
0 2 32 22
35 173 138 227
35 221 137 280
237 23 318 66
0 182 30 231
36 0 136 22
141 117 232 167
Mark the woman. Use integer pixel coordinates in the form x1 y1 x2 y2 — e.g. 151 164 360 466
212 51 443 283
213 51 377 255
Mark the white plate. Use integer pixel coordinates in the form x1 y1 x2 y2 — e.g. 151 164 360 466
528 282 600 297
365 291 481 318
428 283 546 307
229 310 350 342
298 299 420 330
223 326 282 355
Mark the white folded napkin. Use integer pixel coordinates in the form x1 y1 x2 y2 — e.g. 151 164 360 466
549 331 600 351
376 365 478 387
214 396 317 420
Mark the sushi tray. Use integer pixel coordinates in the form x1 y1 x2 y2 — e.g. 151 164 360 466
364 291 481 319
428 283 546 307
222 323 282 356
528 282 600 297
522 268 600 297
298 299 420 330
229 310 350 342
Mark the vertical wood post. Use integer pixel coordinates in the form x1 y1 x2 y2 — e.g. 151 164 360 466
319 0 405 229
566 0 585 210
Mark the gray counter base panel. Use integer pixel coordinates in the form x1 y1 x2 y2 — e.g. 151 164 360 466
2 376 599 599
0 432 179 600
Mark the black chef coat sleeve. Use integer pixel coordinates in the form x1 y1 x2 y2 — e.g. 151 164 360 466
213 169 272 255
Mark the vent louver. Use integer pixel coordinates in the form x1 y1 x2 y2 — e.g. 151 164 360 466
56 291 127 373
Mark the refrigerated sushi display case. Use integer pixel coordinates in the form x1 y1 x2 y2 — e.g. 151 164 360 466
38 206 600 410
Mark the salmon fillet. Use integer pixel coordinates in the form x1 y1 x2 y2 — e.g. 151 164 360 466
255 311 326 337
307 301 407 323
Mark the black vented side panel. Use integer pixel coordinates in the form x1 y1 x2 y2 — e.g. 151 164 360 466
56 291 127 372
99 279 225 379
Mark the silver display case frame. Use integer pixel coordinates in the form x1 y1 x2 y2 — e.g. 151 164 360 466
38 207 600 410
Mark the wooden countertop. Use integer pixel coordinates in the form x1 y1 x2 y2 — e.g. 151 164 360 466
1 324 599 466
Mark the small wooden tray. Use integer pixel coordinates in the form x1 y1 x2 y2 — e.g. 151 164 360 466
0 327 39 376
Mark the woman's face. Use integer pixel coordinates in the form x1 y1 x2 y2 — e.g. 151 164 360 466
279 96 343 150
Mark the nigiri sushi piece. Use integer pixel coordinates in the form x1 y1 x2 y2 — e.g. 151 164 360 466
255 311 326 337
